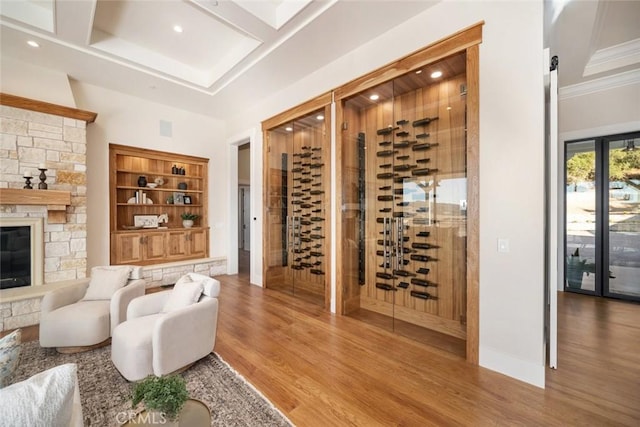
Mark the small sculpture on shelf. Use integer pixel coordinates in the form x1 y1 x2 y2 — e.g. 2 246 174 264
38 166 48 190
157 213 169 229
23 171 33 189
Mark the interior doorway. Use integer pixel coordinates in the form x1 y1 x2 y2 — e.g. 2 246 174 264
238 143 251 275
564 132 640 302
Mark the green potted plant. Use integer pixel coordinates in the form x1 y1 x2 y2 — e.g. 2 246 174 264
132 375 189 424
180 212 199 228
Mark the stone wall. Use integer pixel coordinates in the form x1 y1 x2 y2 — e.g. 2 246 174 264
0 105 88 283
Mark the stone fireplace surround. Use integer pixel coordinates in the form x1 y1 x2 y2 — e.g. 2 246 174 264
0 94 227 332
0 94 94 331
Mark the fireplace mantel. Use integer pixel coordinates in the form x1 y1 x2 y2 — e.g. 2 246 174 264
0 188 71 223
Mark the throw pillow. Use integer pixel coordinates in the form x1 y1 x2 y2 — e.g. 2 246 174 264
0 363 78 427
82 265 132 301
185 273 220 298
161 280 203 313
0 329 22 387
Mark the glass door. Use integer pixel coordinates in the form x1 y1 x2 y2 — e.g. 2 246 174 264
264 107 330 307
565 132 640 301
605 136 640 299
339 52 468 347
565 140 597 293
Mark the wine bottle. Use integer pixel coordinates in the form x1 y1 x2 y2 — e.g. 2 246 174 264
376 283 396 291
377 150 398 157
412 168 438 176
412 117 439 127
377 126 398 135
410 290 437 300
393 269 416 277
411 278 436 287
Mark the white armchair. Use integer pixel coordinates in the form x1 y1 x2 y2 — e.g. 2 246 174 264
111 273 220 381
39 266 146 353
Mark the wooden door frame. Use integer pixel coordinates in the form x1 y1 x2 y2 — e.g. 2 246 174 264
334 23 482 364
262 93 333 311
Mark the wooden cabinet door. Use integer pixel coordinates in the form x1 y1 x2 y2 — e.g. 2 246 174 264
111 233 144 265
167 230 188 258
143 232 167 261
188 229 208 258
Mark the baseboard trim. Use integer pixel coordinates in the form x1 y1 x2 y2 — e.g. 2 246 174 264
480 345 545 388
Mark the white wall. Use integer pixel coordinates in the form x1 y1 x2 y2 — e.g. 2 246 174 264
69 82 226 267
225 0 546 387
0 58 76 108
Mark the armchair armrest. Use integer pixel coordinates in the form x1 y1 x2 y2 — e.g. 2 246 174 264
40 281 90 314
126 291 170 320
110 279 146 333
153 298 219 376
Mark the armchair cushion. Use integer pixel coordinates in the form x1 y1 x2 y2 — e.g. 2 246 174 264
82 265 132 301
161 281 203 313
176 273 220 298
40 301 110 348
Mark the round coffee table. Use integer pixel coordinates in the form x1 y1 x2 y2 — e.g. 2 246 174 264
121 399 211 426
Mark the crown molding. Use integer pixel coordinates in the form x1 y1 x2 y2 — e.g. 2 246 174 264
559 68 640 100
584 38 640 77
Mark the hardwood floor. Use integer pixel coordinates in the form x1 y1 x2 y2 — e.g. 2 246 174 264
216 274 640 426
6 274 638 426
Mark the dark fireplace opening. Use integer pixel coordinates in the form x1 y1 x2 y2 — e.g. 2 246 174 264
0 226 31 289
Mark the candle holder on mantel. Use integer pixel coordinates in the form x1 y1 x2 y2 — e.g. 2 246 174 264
23 174 33 189
38 168 48 190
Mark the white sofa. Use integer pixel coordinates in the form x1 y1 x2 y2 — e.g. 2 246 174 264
40 266 146 352
111 273 220 381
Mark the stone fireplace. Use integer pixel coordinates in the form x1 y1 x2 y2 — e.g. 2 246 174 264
0 93 96 331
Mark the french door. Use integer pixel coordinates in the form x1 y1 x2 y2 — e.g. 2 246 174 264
565 132 640 301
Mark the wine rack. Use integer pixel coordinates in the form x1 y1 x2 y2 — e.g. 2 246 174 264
339 50 469 340
288 146 326 276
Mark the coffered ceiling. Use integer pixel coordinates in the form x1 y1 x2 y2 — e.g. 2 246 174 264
1 0 639 118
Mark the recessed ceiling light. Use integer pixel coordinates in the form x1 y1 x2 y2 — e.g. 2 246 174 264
285 127 293 132
431 71 443 79
316 115 324 121
446 106 452 110
27 40 39 48
173 25 183 33
369 94 379 101
415 70 422 74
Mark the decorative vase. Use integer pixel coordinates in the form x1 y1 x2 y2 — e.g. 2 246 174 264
182 220 194 228
137 176 147 187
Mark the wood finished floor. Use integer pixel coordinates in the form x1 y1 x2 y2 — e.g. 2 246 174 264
6 268 639 426
215 272 640 426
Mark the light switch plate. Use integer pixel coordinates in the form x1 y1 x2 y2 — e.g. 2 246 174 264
497 238 510 253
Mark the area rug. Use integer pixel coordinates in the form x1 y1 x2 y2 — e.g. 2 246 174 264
11 341 293 427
